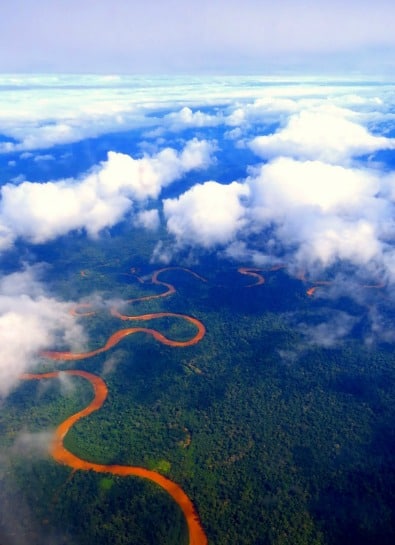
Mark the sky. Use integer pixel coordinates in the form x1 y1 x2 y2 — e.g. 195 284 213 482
1 0 395 74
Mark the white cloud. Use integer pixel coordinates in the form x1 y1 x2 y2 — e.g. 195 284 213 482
0 223 16 251
246 158 389 270
226 96 300 127
163 180 249 248
163 107 221 130
12 431 53 458
3 76 395 289
33 154 54 162
221 240 275 267
0 139 213 247
133 209 160 230
247 157 379 215
0 265 86 398
160 152 395 281
0 177 131 243
293 217 381 268
298 310 357 348
0 76 270 153
0 81 151 153
2 75 390 154
151 240 174 264
250 106 395 163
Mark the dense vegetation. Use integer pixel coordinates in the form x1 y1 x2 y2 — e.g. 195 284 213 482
1 229 395 544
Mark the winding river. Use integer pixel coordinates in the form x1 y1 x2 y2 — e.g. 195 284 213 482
237 267 266 287
20 370 206 545
20 265 376 543
20 268 208 545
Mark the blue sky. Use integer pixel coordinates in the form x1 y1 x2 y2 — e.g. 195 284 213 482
1 0 395 74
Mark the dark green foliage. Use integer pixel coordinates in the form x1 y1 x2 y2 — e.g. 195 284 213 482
1 233 395 544
0 460 187 545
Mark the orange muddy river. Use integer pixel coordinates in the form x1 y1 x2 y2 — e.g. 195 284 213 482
238 267 266 287
21 370 207 545
20 268 208 545
20 265 381 543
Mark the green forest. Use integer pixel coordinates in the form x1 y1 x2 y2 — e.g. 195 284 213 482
1 227 395 545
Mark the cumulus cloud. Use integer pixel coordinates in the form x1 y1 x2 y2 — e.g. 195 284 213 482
0 178 130 246
226 96 300 127
133 209 160 230
150 88 395 280
250 106 395 163
293 218 382 269
0 139 213 248
4 76 395 290
163 107 222 131
244 157 389 270
247 157 379 214
152 85 395 282
163 180 249 249
160 151 395 283
0 265 86 398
